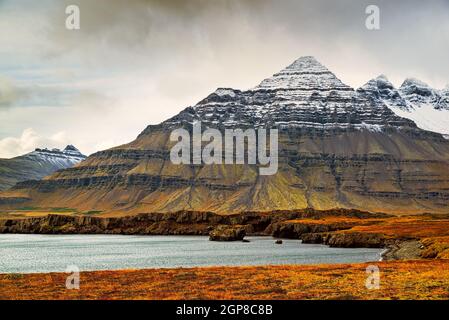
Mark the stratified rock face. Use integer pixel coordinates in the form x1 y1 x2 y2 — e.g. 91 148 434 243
0 145 86 191
161 56 415 131
3 57 449 215
359 76 449 136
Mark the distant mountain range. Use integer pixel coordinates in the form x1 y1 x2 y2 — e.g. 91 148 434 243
358 75 449 137
1 57 449 215
0 145 86 191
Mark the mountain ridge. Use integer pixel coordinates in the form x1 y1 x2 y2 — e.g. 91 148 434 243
1 57 449 215
0 145 86 191
358 74 449 136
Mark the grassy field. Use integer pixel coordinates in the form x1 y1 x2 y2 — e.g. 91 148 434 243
0 207 105 218
1 260 449 300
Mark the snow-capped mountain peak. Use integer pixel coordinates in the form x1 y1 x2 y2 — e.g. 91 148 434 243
254 56 352 92
273 56 331 75
0 145 86 190
62 145 85 158
25 145 86 167
357 75 409 111
161 56 415 132
360 76 449 136
64 144 80 152
399 78 436 103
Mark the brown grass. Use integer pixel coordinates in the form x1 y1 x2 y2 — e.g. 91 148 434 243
284 215 449 240
1 261 449 300
340 217 449 239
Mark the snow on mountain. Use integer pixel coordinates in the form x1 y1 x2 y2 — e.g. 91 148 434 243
357 75 410 111
163 56 415 132
255 56 352 92
8 56 449 215
0 145 86 191
359 76 449 136
24 145 86 168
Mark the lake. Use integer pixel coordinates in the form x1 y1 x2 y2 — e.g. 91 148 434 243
0 234 382 273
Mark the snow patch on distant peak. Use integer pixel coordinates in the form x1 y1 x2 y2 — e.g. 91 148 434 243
358 75 409 111
17 145 86 173
359 74 449 135
400 78 434 98
64 145 80 152
401 77 430 88
28 145 86 163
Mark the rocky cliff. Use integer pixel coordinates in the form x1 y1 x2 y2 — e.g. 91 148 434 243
0 208 387 235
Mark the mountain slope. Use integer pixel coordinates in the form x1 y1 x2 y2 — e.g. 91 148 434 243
0 145 86 191
2 57 449 215
358 76 449 137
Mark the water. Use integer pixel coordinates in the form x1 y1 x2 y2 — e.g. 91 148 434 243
0 234 382 273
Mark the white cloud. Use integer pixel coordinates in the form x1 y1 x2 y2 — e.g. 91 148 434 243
0 128 70 158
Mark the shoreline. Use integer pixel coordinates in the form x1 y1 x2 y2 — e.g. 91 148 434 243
3 210 448 263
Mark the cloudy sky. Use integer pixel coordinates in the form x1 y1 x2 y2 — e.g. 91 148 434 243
0 0 448 157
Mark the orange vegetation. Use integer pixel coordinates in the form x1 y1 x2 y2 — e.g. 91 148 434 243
421 237 449 259
1 261 449 300
285 217 384 225
338 217 449 239
285 215 449 240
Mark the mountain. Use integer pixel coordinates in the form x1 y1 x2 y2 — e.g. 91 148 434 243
2 57 449 215
358 76 449 137
0 145 86 191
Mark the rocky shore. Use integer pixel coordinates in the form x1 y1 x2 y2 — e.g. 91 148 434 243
1 209 445 260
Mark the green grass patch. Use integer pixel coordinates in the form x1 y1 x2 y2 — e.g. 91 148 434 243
84 210 103 215
16 206 41 211
49 207 77 213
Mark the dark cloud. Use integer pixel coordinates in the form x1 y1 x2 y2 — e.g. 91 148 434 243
39 0 449 88
1 0 449 157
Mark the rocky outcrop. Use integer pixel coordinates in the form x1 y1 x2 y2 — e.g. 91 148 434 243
301 232 387 248
381 240 424 260
0 211 226 235
209 225 246 241
270 221 358 239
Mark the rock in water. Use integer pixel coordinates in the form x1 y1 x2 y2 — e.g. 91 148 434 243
209 225 246 241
